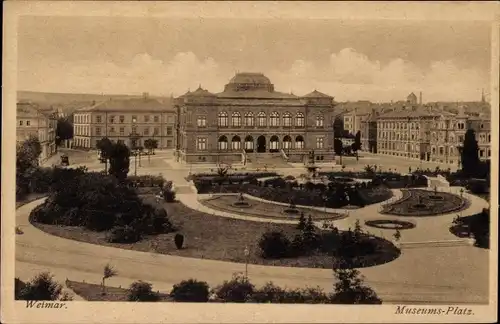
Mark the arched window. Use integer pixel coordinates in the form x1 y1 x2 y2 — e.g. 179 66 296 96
283 135 292 150
257 112 266 127
244 135 254 151
244 112 254 127
283 112 292 127
315 115 324 127
296 113 305 127
431 146 436 154
218 112 228 127
218 135 228 150
231 135 241 150
270 112 279 127
231 112 241 127
270 135 279 152
295 135 304 149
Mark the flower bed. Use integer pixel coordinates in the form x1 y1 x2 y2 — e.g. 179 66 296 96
381 189 468 217
365 220 416 230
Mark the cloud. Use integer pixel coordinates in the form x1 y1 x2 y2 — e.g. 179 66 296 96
19 49 488 102
269 48 488 102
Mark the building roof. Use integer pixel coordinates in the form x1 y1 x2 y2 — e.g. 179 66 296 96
216 89 298 99
378 105 456 119
17 102 55 118
302 90 332 98
185 86 216 97
77 97 174 112
228 72 271 85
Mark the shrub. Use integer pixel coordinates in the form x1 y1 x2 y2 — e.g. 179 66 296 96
174 234 184 249
249 282 287 303
16 272 72 301
331 268 381 304
163 190 176 202
107 225 142 243
212 273 254 303
259 231 291 259
128 281 160 302
170 279 210 302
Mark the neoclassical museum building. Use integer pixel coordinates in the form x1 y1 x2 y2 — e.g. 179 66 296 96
175 73 336 163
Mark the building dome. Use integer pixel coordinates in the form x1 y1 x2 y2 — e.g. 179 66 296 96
228 73 271 85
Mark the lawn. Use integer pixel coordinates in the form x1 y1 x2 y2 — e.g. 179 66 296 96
66 280 171 301
32 194 400 269
200 194 347 221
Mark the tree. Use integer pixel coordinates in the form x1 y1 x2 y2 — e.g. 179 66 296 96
108 142 130 180
16 272 72 301
302 215 319 249
297 212 307 230
334 138 344 165
102 264 117 295
461 129 480 177
16 137 43 197
170 279 210 302
352 131 362 161
333 117 344 138
331 267 381 304
128 281 160 301
96 137 113 173
144 139 159 163
259 231 291 259
55 117 74 146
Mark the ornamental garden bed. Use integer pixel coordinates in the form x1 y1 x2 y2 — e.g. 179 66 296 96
194 179 393 209
200 194 346 221
381 189 468 217
365 219 416 230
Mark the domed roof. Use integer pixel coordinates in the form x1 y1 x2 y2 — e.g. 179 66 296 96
229 73 271 85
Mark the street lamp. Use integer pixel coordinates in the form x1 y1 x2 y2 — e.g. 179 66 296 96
244 246 250 279
129 121 140 177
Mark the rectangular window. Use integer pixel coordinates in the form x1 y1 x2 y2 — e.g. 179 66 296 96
26 120 31 126
153 127 159 136
110 127 115 133
166 126 173 135
167 140 173 148
144 115 150 122
167 116 175 124
119 115 125 123
19 120 23 126
109 115 115 123
119 127 125 135
96 116 102 123
144 128 149 136
96 127 102 136
132 115 138 123
197 116 207 127
316 137 324 149
197 137 207 151
154 115 159 123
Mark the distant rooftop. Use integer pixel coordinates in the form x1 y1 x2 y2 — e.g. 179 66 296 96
77 96 174 112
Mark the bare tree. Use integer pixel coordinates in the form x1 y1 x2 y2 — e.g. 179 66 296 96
102 264 118 295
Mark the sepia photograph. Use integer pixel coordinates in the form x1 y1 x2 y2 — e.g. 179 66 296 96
2 1 498 323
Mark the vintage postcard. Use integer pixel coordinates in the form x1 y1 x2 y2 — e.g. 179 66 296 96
2 1 498 323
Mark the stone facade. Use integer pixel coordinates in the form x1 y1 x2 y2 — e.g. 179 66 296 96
16 102 57 162
73 94 177 149
176 73 336 163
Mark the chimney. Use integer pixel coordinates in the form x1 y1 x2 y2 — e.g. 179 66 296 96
142 92 149 99
419 92 422 105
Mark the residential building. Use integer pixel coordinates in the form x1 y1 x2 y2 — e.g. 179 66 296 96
175 72 336 163
73 93 177 149
16 102 57 162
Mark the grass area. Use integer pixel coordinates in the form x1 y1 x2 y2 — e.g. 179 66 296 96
66 280 171 301
200 194 346 221
32 194 400 269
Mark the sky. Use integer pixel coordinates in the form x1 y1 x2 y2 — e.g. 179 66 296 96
17 15 492 102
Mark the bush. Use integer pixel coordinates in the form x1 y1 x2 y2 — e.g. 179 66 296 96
331 268 381 304
259 231 291 259
163 190 176 202
170 279 210 302
128 281 160 302
212 273 254 303
16 272 72 301
174 234 184 249
249 283 331 304
107 225 142 243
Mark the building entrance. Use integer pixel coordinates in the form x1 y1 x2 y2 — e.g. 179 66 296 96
257 135 267 153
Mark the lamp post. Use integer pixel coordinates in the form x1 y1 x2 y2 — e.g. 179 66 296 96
244 246 250 279
460 187 464 198
129 121 140 177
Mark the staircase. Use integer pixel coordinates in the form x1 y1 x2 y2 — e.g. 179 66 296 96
247 152 291 169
